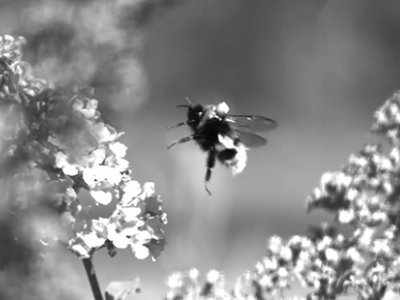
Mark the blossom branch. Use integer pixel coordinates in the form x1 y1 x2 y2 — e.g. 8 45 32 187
82 257 104 300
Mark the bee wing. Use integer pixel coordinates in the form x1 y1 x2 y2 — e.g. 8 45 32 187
225 115 278 132
235 130 267 148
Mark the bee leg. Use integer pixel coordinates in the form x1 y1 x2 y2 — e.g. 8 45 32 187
167 121 188 130
167 135 193 150
204 150 216 196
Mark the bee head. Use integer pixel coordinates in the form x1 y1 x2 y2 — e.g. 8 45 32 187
187 104 205 124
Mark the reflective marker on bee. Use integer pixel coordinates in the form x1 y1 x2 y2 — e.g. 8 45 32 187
167 98 277 195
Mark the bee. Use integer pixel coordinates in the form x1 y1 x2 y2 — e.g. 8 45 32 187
167 98 277 195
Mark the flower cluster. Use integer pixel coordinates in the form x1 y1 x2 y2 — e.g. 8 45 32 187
373 91 400 145
303 92 400 298
0 34 167 261
69 181 167 260
307 143 394 227
233 231 361 300
165 269 230 300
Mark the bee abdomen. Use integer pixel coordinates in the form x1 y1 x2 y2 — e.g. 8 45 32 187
218 149 237 161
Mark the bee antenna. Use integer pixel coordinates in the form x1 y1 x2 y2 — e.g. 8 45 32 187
177 104 189 108
184 97 193 105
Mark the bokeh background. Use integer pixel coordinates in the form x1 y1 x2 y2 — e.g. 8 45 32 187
2 0 400 299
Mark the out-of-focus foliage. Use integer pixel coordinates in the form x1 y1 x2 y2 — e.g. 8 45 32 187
15 0 185 115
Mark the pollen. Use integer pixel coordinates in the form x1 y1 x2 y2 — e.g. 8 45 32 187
216 102 230 115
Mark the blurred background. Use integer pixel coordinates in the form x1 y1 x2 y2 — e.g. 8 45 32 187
2 0 400 299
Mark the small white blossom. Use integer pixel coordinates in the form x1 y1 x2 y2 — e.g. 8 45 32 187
83 165 122 187
80 231 106 249
358 227 375 247
263 257 278 270
390 147 400 165
281 246 292 261
268 236 283 254
317 236 332 251
130 230 152 260
320 172 334 187
346 247 364 265
375 109 388 125
325 248 339 263
90 189 113 205
338 209 355 224
89 148 106 166
121 180 142 206
132 244 150 260
139 182 156 200
206 269 221 283
109 141 127 158
54 151 79 176
107 223 132 249
167 273 183 289
188 268 199 280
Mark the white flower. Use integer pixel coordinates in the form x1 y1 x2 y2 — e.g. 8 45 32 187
139 182 155 200
268 236 283 254
389 103 400 117
378 157 392 171
89 148 106 166
91 218 108 236
54 151 79 176
390 148 400 166
121 180 141 206
259 274 273 288
73 98 99 119
167 272 183 289
81 231 106 248
188 268 199 280
372 239 391 256
107 223 132 249
277 267 288 278
383 290 397 300
263 257 278 270
130 231 152 260
317 236 332 251
346 247 364 264
325 248 339 263
280 246 292 261
132 244 150 260
320 172 334 187
358 227 375 247
83 165 122 187
206 269 221 283
90 189 113 205
118 206 142 222
109 141 127 158
374 109 388 125
93 122 121 143
338 209 355 224
347 188 359 201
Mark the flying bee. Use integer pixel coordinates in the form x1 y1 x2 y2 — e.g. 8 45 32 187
167 98 277 195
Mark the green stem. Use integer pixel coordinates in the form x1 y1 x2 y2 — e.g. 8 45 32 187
82 257 104 300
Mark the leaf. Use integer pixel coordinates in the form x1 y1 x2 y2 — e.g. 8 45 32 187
105 278 141 300
142 194 162 216
146 238 166 260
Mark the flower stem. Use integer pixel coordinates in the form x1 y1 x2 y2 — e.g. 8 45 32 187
82 257 104 300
